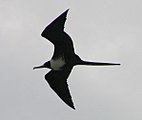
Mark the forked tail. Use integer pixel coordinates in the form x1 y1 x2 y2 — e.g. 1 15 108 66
78 60 120 66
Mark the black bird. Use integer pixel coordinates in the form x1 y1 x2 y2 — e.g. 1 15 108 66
33 9 120 110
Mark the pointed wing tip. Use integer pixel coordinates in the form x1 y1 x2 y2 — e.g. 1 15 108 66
71 106 76 110
65 9 69 13
68 103 75 110
64 100 76 110
61 9 69 17
41 9 70 39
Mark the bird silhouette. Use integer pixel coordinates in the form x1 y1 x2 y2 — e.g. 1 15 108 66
33 9 120 110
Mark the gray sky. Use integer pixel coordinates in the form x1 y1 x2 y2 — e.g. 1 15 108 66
0 0 142 120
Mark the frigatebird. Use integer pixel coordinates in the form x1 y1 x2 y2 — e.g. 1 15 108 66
33 9 120 110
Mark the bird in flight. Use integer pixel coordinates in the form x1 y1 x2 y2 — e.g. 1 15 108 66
33 9 120 110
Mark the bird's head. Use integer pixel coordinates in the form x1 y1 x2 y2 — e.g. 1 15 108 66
33 61 51 70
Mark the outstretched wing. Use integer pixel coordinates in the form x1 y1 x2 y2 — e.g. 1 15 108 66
41 9 75 59
41 9 68 39
45 67 75 109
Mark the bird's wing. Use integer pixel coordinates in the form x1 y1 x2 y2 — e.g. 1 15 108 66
41 9 75 58
41 9 68 40
45 68 75 109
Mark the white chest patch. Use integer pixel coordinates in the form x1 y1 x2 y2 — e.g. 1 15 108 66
50 57 66 70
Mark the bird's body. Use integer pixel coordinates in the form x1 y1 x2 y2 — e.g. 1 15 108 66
33 9 120 110
50 57 65 70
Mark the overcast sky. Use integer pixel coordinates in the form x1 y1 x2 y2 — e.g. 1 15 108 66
0 0 142 120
